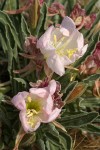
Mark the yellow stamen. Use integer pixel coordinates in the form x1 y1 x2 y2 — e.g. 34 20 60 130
27 96 32 102
67 48 77 58
54 34 57 46
56 48 78 58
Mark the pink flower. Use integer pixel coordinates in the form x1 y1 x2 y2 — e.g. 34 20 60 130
11 80 63 133
37 16 88 76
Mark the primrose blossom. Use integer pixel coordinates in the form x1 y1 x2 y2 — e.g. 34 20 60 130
11 80 63 133
37 16 88 76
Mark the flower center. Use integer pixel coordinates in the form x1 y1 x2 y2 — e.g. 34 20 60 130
52 34 78 58
26 96 41 127
75 16 83 26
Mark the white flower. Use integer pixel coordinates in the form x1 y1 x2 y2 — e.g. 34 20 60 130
37 16 88 76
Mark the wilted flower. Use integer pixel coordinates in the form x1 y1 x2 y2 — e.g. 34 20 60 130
14 36 44 76
84 14 96 29
70 3 85 27
48 2 66 17
79 56 97 75
79 41 100 75
37 16 88 76
12 80 63 132
70 3 96 30
39 0 44 5
93 42 100 67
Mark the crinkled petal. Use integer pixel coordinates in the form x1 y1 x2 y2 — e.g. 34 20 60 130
60 16 76 36
45 80 57 95
37 26 54 51
46 54 65 76
29 88 48 98
11 92 29 110
19 110 41 133
41 108 61 123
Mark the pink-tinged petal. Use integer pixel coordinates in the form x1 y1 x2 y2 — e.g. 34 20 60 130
41 94 54 115
41 108 61 123
19 110 41 133
61 16 76 36
19 110 29 132
77 32 84 50
46 54 65 76
29 88 54 114
60 28 70 36
46 80 57 95
11 92 29 110
37 26 54 50
63 30 81 51
63 55 73 65
80 44 88 55
29 88 48 98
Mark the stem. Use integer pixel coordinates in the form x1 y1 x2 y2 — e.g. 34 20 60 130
13 127 26 150
0 81 11 87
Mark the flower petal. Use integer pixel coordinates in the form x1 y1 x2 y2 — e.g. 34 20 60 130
80 44 88 55
29 88 48 98
11 92 29 110
77 32 84 50
41 108 61 123
19 110 41 133
45 80 57 95
29 88 53 114
60 16 76 36
37 26 54 51
46 54 65 76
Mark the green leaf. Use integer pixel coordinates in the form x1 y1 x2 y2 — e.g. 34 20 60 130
83 74 100 83
35 3 47 37
80 98 100 108
81 124 100 135
60 112 98 127
0 11 21 74
67 0 76 15
85 0 99 14
46 139 59 150
37 139 46 150
58 72 71 92
14 78 27 88
0 106 11 127
21 15 31 39
46 131 72 150
59 131 72 150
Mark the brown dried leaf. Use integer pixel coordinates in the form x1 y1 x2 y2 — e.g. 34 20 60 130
64 83 87 104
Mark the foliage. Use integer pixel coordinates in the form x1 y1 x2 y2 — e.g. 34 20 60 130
0 0 100 150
